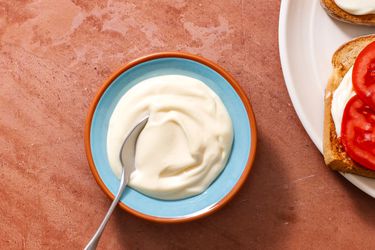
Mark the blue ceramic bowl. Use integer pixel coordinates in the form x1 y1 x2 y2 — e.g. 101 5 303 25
84 52 257 223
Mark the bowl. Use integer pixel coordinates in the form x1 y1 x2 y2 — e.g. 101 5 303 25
84 52 257 223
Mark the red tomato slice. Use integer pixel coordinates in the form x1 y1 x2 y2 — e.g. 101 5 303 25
341 96 375 171
353 41 375 109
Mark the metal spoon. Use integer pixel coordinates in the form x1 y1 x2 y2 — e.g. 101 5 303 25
84 116 149 250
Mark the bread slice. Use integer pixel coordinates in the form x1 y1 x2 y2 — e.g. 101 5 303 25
324 35 375 178
321 0 375 26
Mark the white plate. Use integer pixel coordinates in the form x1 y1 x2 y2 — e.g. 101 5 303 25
279 0 375 197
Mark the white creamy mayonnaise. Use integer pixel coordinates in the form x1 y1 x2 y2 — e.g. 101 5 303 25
331 67 356 136
107 75 233 200
334 0 375 15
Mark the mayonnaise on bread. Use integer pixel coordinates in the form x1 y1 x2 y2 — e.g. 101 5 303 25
331 67 355 136
334 0 375 15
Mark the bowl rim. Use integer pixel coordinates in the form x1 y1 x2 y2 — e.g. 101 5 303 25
84 51 257 223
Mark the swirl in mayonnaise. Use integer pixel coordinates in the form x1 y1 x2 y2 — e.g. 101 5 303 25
107 75 233 200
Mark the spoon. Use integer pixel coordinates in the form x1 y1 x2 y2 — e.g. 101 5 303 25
84 116 149 250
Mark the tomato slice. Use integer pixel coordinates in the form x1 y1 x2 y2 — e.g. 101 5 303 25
341 96 375 171
353 41 375 109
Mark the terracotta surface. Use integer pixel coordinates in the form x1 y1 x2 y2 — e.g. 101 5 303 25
1 0 374 249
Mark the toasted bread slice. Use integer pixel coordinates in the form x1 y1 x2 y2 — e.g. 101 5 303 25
324 35 375 178
321 0 375 26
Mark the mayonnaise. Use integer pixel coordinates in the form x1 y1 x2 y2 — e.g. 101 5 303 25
107 75 233 200
331 67 356 136
334 0 375 15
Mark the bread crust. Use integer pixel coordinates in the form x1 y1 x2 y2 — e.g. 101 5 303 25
324 35 375 178
321 0 375 26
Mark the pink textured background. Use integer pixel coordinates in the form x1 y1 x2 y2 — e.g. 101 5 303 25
1 0 375 249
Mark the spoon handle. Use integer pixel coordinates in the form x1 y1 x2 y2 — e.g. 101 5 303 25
84 169 128 250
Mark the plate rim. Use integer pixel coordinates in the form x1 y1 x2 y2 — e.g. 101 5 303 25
278 0 375 198
84 51 258 223
278 0 322 150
